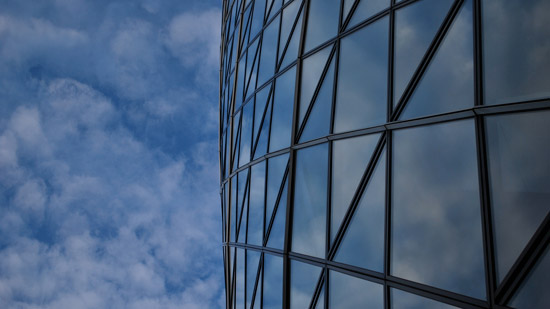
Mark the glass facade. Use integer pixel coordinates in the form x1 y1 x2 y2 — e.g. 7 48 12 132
219 0 550 308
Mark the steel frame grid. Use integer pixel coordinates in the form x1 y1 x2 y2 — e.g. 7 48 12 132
219 0 550 308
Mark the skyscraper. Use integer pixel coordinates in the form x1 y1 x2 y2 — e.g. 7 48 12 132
219 0 550 308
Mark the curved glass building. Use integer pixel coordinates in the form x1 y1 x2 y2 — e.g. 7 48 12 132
219 0 550 308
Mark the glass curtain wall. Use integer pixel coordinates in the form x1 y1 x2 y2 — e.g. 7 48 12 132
219 0 550 308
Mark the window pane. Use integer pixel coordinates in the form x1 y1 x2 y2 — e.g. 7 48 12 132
248 161 266 246
263 253 283 309
334 148 385 272
304 0 339 52
290 260 322 308
266 153 289 230
247 250 261 308
269 66 296 152
347 0 389 30
483 0 550 105
391 119 486 299
391 288 458 309
236 248 245 308
292 143 328 258
299 45 332 128
266 176 287 249
485 110 550 282
393 0 453 106
400 0 473 120
329 270 383 308
334 17 388 133
240 102 254 167
509 245 550 309
331 133 380 242
258 17 280 86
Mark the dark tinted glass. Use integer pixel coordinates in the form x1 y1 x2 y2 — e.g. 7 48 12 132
304 0 339 52
483 0 550 105
334 17 388 133
292 143 328 258
263 253 283 309
269 66 296 152
248 161 265 246
258 17 280 86
509 245 550 309
391 119 486 299
485 110 550 282
329 270 383 308
290 260 322 308
391 288 458 309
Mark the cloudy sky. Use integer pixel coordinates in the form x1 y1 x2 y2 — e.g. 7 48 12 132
0 0 223 308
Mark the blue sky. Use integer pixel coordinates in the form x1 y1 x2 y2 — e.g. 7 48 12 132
0 0 223 307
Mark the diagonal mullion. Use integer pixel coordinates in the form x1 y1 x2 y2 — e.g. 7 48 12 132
390 0 463 122
328 132 387 260
249 253 264 309
296 44 337 141
236 172 251 242
340 0 361 32
251 86 274 158
308 269 326 309
276 0 305 71
264 163 290 246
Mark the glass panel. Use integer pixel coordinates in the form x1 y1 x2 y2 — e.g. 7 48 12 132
292 143 328 258
251 0 267 39
236 248 245 309
266 176 288 249
263 253 283 309
331 133 380 242
300 45 332 127
334 16 388 133
483 0 550 105
236 56 246 108
391 288 458 309
347 0 389 30
329 270 383 308
230 177 237 242
253 85 271 148
266 153 289 230
248 161 265 246
240 102 254 167
247 250 261 308
304 0 339 52
280 6 303 69
245 38 260 99
268 0 282 21
334 148 385 272
394 0 453 106
400 0 473 120
391 119 486 299
258 17 280 86
278 0 301 61
238 190 248 243
299 53 334 142
253 85 272 159
509 245 550 309
290 260 322 308
232 111 241 172
485 110 550 282
269 66 296 152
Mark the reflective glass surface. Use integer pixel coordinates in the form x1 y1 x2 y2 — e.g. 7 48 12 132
240 102 254 167
253 84 272 159
247 250 261 307
299 45 332 127
236 248 245 308
485 110 550 282
509 245 550 309
304 0 339 52
266 153 289 230
266 176 287 249
483 0 550 105
279 0 301 61
400 0 473 120
263 254 283 309
334 148 385 272
347 0 389 30
290 260 322 308
329 270 383 308
248 161 265 246
391 120 486 299
292 143 328 258
258 17 280 86
334 17 388 133
394 0 453 106
269 66 296 152
331 133 380 242
391 288 458 309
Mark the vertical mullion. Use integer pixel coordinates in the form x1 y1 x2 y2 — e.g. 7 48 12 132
284 0 310 307
385 1 396 308
473 0 496 306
